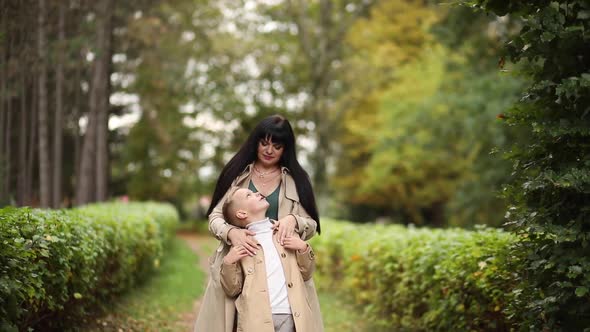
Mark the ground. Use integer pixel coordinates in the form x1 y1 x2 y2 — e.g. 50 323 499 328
176 233 217 331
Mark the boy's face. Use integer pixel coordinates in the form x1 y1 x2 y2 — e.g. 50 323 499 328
232 188 269 218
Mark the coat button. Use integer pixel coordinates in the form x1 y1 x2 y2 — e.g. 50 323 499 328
247 267 253 274
288 282 293 288
281 253 286 258
294 312 300 317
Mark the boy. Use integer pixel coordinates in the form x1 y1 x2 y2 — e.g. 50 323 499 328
220 187 317 332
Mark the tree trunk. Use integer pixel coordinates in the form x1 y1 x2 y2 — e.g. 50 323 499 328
18 72 28 206
426 201 446 228
38 0 51 208
52 2 65 208
95 0 113 202
76 0 113 205
27 77 38 206
73 64 82 192
75 98 97 205
0 37 6 204
5 91 12 204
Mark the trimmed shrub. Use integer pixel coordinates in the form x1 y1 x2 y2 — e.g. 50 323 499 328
311 219 519 331
0 202 178 331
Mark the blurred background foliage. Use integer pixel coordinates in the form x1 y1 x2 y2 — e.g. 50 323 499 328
1 0 527 228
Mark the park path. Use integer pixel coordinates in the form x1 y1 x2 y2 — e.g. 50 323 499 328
176 233 217 332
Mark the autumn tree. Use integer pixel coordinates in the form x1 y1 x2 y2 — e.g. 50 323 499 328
332 0 525 226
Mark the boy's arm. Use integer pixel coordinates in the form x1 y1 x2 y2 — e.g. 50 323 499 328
282 236 316 281
220 246 248 297
290 203 317 241
295 243 316 281
220 261 243 297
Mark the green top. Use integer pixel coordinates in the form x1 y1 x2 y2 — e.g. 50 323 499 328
249 180 280 221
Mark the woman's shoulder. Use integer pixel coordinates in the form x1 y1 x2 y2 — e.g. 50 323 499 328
282 171 299 201
280 165 291 174
232 163 254 186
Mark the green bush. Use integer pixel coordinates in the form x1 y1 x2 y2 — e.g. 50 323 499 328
462 1 590 329
310 219 519 331
0 202 178 331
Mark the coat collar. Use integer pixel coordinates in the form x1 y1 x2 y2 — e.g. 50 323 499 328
236 163 299 202
241 162 290 175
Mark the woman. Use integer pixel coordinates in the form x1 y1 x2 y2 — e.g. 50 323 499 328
194 114 323 332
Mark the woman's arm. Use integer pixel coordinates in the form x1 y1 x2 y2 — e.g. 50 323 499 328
208 188 237 245
274 202 317 244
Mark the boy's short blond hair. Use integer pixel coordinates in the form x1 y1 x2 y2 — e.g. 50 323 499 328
222 186 241 226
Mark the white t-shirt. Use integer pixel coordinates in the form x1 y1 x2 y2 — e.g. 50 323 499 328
247 218 291 314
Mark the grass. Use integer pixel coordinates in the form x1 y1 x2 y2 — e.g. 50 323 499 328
84 237 205 332
176 219 210 234
318 285 370 332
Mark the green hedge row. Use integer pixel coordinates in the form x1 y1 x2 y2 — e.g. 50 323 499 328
0 202 179 331
310 219 520 331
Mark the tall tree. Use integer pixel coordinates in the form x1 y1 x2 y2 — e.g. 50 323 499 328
52 2 65 208
289 0 375 198
94 0 112 202
0 11 6 205
17 71 28 206
76 0 113 205
37 0 51 207
27 71 38 206
115 0 221 211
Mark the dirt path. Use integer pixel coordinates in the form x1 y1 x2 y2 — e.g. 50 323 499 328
176 233 218 332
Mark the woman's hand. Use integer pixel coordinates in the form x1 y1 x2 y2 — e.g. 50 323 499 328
273 215 297 246
227 228 258 256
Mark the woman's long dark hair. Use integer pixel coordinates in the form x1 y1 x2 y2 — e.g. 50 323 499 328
207 114 321 234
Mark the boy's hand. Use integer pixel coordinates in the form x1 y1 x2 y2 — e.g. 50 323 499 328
223 245 250 264
282 235 308 253
273 215 297 245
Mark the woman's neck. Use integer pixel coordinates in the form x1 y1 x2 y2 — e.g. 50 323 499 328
253 161 280 173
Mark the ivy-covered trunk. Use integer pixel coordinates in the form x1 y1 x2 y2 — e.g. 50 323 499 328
466 1 590 330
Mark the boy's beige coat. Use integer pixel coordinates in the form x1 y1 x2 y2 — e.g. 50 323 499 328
220 234 317 332
194 164 323 332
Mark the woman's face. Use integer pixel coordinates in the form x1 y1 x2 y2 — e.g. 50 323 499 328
257 135 284 168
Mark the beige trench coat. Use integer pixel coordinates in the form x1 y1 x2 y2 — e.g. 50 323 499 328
220 234 317 332
194 164 323 332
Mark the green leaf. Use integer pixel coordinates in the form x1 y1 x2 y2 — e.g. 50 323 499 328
575 287 588 297
541 32 555 42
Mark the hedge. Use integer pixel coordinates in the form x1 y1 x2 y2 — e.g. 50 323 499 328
0 202 179 331
310 219 520 331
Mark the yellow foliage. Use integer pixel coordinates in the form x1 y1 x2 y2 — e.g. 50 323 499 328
346 0 440 69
